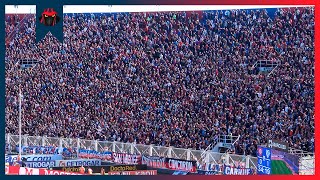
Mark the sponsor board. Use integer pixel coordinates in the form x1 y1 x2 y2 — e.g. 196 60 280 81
53 164 147 173
5 154 63 164
55 159 101 167
108 165 141 172
42 169 83 175
25 161 56 168
223 165 252 175
53 166 82 173
108 170 157 175
14 167 84 175
112 152 142 165
19 167 40 175
109 165 146 173
142 156 166 168
59 167 82 173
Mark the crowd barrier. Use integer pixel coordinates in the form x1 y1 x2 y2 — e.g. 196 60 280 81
6 134 258 170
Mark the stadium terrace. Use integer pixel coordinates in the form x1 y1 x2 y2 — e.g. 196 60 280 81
5 6 314 158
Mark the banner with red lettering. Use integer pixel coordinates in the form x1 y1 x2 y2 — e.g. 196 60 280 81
112 152 142 165
19 167 40 175
39 169 84 175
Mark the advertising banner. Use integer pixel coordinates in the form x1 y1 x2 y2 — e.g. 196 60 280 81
268 139 289 152
55 159 101 167
40 169 83 175
53 164 148 173
78 149 113 161
5 154 63 164
257 146 272 175
25 161 56 168
52 166 82 173
106 164 147 172
142 156 166 168
17 167 84 175
19 167 40 175
166 158 197 172
108 170 157 175
223 165 252 175
112 152 142 165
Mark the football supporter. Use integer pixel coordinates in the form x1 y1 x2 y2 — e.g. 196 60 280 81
5 7 314 157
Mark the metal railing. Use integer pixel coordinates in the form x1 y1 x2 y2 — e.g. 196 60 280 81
5 133 258 169
251 59 280 76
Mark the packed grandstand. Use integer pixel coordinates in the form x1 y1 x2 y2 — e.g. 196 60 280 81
5 5 314 175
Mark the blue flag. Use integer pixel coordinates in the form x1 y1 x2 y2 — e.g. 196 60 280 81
257 146 272 175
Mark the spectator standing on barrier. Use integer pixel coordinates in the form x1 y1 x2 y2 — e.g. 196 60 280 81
21 157 27 167
100 167 105 175
13 160 20 167
88 167 93 175
79 165 85 174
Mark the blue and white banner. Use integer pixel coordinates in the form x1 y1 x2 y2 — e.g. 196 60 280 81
202 163 223 172
223 165 252 175
25 161 56 168
172 170 188 175
16 145 76 158
197 170 219 175
78 149 112 161
257 146 272 175
5 154 63 164
55 159 101 167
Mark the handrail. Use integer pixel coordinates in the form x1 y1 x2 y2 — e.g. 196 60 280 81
5 133 258 169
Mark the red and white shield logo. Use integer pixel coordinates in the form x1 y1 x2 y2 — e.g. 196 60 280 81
258 147 263 156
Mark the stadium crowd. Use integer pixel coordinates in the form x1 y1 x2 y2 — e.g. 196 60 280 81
5 7 314 156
